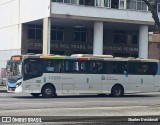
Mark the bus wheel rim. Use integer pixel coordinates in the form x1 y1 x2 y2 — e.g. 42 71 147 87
114 89 120 95
45 88 52 95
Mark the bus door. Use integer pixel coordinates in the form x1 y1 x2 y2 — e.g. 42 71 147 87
154 63 160 91
73 61 103 93
139 62 157 92
23 59 42 93
104 61 129 93
74 74 103 94
44 60 74 94
128 62 156 93
128 62 143 93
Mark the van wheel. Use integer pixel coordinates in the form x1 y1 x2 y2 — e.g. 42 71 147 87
30 93 41 98
111 85 124 97
42 85 57 98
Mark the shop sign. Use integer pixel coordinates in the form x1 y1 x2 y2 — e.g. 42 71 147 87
27 42 138 52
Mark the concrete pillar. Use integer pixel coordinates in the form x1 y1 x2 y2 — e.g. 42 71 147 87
138 25 148 59
43 17 51 55
93 21 103 55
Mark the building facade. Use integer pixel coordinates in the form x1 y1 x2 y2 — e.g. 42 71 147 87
149 33 160 60
0 0 158 71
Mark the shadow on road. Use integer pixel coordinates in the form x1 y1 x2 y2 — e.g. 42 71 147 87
11 93 160 99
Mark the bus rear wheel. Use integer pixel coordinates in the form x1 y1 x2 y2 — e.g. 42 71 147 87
111 85 124 97
42 85 57 98
30 93 41 98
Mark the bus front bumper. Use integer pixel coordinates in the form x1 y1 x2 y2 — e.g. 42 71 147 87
15 85 22 93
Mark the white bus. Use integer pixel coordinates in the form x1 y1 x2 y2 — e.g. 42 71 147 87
8 54 160 98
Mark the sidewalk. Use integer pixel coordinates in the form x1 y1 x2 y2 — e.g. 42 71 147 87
0 85 7 93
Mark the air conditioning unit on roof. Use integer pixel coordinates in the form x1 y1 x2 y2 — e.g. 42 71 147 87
71 54 113 58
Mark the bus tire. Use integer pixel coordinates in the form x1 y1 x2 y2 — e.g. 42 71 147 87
111 85 124 97
30 93 41 98
42 84 57 98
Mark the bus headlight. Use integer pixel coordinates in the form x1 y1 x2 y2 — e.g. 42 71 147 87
16 82 22 88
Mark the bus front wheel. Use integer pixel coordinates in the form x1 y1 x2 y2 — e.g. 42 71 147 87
111 85 124 97
30 93 41 97
42 85 57 98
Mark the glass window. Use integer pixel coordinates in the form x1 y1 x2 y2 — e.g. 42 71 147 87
71 0 78 4
79 0 85 5
111 0 119 9
114 31 126 43
95 0 102 7
127 0 147 11
44 60 64 73
64 0 70 3
79 0 94 6
128 62 141 75
74 28 87 42
132 32 138 44
128 62 157 75
69 61 88 73
127 0 136 10
104 0 111 8
28 25 42 39
51 27 64 41
53 0 63 2
85 61 104 74
111 61 128 74
24 59 42 80
141 62 158 75
158 3 160 12
28 25 36 39
119 0 125 9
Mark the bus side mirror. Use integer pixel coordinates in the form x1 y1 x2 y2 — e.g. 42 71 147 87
6 66 10 73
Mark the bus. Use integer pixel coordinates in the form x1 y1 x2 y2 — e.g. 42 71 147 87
7 54 160 97
6 55 22 92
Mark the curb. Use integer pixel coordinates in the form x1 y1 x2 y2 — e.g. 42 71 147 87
0 86 7 93
0 90 7 93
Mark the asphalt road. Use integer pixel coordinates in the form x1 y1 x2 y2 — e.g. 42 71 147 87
1 92 160 125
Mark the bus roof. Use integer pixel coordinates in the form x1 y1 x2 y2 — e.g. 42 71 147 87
21 54 159 62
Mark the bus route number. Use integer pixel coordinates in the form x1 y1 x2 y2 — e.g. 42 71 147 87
49 76 61 80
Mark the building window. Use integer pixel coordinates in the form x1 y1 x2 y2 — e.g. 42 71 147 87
74 28 87 42
137 0 147 10
28 25 42 39
114 31 126 43
127 0 136 10
53 0 78 4
132 32 138 44
79 0 94 6
158 3 160 12
51 27 64 41
111 0 119 9
64 0 78 4
104 0 111 8
127 0 147 11
52 0 63 2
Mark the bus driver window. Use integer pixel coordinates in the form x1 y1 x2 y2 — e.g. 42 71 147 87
25 63 32 74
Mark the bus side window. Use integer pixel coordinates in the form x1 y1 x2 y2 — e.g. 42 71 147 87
65 61 71 73
24 60 42 75
97 62 103 73
25 63 31 74
147 62 158 75
91 62 104 74
141 63 148 75
129 62 142 75
151 63 158 75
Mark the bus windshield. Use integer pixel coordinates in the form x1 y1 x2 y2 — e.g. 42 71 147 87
7 60 22 79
